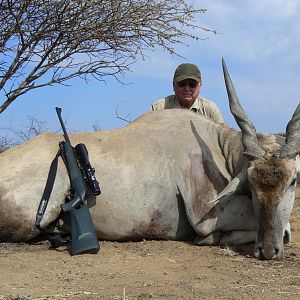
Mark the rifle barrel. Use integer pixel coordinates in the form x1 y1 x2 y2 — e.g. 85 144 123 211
55 107 70 143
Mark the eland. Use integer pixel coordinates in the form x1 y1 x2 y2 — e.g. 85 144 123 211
0 60 299 260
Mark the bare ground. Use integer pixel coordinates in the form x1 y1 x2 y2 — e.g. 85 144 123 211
1 196 300 300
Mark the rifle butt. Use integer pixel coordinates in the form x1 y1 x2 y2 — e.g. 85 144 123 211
64 204 100 255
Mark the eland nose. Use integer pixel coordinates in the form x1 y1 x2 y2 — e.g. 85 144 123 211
262 246 281 260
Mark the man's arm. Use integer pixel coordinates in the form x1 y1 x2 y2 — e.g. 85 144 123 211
149 96 176 112
149 97 166 112
199 97 225 124
211 105 225 123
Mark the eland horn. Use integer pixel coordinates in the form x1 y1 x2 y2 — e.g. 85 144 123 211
280 102 300 158
222 58 265 160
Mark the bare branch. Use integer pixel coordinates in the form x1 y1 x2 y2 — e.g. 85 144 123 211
91 122 101 132
0 0 213 112
0 115 47 143
116 106 132 124
0 115 47 152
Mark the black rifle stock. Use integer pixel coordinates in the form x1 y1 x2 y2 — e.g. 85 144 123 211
56 107 100 255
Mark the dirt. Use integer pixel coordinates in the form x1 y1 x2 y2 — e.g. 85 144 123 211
1 196 300 300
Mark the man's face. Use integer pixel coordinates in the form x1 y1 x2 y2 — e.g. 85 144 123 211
173 79 201 108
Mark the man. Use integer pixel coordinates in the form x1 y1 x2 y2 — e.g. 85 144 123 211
150 63 224 123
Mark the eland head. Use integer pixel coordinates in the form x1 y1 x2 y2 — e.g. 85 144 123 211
223 59 300 259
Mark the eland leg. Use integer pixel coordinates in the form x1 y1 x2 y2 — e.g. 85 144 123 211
194 230 256 245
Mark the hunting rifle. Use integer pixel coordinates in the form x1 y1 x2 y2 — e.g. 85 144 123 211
55 107 100 255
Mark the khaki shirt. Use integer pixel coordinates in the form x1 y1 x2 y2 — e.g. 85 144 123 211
150 95 224 123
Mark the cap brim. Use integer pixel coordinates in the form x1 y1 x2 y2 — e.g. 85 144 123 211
174 75 201 83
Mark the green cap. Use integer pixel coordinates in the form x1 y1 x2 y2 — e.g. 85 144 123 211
173 63 202 84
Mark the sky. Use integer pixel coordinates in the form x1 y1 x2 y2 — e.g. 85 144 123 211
1 0 300 139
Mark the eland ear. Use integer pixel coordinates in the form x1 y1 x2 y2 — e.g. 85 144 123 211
209 168 249 204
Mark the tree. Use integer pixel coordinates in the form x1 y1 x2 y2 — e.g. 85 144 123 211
0 116 47 152
0 0 210 113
